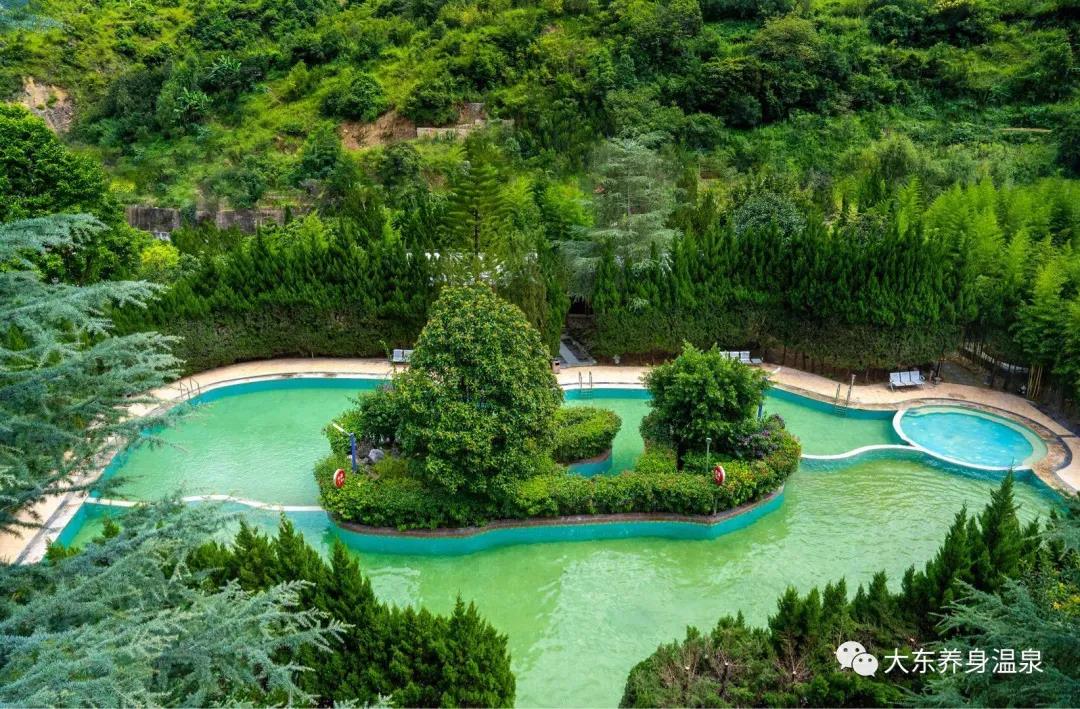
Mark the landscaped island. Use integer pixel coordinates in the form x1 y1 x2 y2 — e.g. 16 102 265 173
314 285 800 531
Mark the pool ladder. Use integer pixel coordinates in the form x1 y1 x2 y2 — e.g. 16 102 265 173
578 371 594 399
832 375 855 415
178 379 202 402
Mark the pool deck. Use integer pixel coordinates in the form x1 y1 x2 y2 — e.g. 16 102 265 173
2 357 1077 563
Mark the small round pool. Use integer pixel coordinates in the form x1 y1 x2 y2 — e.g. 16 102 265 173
895 406 1048 470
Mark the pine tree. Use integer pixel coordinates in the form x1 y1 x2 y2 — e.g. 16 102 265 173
443 139 513 279
0 215 178 531
973 472 1024 592
0 502 343 706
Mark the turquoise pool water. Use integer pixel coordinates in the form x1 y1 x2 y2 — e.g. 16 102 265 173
763 387 902 454
95 378 381 505
563 385 903 469
64 460 1057 708
58 377 1064 707
898 406 1048 469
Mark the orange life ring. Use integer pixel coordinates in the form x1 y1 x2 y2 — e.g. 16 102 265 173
334 468 346 488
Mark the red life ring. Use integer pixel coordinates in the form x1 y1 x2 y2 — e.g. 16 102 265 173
712 464 726 486
333 468 346 488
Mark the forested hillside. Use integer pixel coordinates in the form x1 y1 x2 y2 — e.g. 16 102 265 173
2 0 1080 394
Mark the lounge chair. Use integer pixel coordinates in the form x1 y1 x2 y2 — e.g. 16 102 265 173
390 349 413 364
888 370 925 389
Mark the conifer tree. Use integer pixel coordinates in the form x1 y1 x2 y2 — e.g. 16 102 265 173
443 139 513 279
0 215 178 531
0 502 343 705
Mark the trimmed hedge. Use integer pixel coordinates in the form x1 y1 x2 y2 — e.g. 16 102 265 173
590 307 961 372
315 429 801 530
551 406 622 463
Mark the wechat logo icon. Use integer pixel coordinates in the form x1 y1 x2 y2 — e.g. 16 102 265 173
836 640 879 677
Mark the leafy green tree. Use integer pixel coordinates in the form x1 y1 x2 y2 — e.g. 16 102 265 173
920 499 1080 706
320 70 388 121
0 216 177 531
394 284 563 502
641 343 769 466
0 106 141 281
565 137 678 298
292 123 349 184
402 73 459 126
0 502 342 706
0 106 111 222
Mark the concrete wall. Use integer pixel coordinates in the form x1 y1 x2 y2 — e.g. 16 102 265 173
125 205 309 236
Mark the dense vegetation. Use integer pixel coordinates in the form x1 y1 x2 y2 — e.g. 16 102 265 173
621 474 1080 707
0 215 176 531
318 290 798 529
4 1 1080 703
189 517 515 706
0 215 513 705
551 406 622 463
3 0 1080 393
9 503 515 706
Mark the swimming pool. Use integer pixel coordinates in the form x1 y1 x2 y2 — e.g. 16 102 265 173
63 455 1058 707
896 405 1049 470
58 376 1063 707
88 378 1051 507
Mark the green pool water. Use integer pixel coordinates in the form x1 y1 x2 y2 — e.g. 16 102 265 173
71 459 1055 707
69 378 1062 707
99 382 901 504
564 388 650 472
763 387 902 454
96 378 380 504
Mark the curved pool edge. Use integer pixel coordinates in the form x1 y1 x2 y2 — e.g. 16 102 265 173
329 486 785 555
891 405 1049 473
24 370 1074 565
76 487 787 556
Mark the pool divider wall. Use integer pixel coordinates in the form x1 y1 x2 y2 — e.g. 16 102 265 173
329 486 786 555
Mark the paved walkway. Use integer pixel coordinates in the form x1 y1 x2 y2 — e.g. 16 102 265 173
2 357 1076 563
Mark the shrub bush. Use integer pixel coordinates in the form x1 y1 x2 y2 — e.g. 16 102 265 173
320 70 388 121
315 428 800 529
641 343 770 465
551 406 622 463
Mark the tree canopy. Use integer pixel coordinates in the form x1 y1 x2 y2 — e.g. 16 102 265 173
392 284 562 501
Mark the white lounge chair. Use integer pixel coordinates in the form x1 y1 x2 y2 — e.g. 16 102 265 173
390 349 413 364
889 370 925 389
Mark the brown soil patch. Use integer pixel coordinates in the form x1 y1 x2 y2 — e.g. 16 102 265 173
19 77 74 133
339 110 417 150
